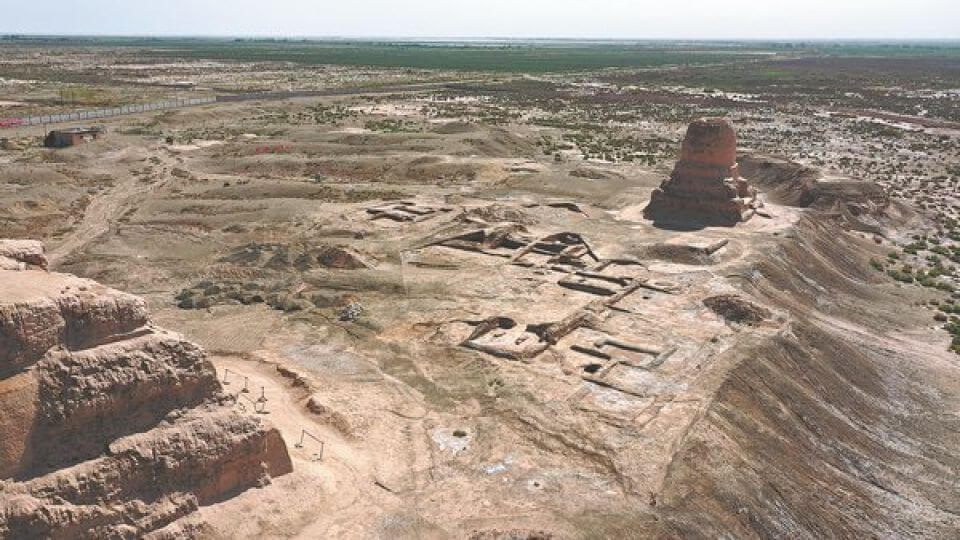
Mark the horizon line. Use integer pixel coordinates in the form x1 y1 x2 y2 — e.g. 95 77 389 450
3 33 960 43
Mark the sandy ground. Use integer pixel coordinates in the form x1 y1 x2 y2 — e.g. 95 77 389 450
2 65 959 537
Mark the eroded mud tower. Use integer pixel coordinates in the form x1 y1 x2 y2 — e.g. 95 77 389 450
644 118 760 226
0 239 292 539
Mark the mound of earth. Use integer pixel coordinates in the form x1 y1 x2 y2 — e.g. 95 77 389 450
633 239 730 265
219 242 372 271
430 121 478 134
0 240 292 538
739 153 889 211
570 166 625 180
703 294 771 325
176 279 268 309
314 245 372 269
176 278 358 314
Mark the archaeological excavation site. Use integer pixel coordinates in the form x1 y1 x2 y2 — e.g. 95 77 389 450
2 36 960 539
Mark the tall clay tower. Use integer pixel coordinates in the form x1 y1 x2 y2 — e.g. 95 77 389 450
644 118 760 226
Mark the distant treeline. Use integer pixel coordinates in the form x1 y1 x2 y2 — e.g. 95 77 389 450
2 36 959 72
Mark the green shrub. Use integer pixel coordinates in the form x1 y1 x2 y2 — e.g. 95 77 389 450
936 281 956 292
887 270 914 283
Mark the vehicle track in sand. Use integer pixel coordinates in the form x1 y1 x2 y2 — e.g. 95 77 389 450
48 146 173 265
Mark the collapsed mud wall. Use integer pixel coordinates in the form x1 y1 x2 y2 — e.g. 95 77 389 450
0 276 147 375
2 412 291 539
0 239 292 538
0 272 220 479
29 333 222 476
654 217 960 538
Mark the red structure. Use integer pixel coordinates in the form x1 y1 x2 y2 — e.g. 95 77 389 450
644 118 760 226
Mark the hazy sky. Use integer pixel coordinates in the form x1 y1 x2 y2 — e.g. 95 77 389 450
2 0 958 39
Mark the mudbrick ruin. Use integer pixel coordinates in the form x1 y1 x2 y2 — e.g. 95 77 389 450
0 240 292 539
645 118 763 226
1 41 960 538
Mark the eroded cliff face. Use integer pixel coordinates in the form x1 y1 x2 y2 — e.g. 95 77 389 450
0 267 146 375
0 240 292 539
653 217 960 538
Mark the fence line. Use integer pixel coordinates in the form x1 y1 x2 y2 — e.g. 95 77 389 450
0 96 217 128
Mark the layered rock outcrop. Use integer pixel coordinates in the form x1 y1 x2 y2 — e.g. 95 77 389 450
644 118 761 226
0 240 292 538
